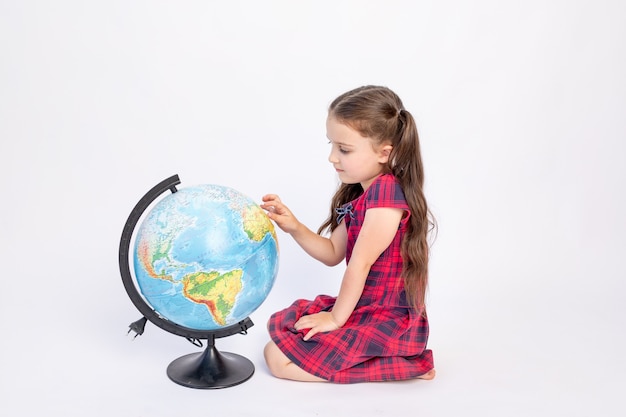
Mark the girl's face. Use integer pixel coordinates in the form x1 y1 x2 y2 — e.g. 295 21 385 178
326 115 392 190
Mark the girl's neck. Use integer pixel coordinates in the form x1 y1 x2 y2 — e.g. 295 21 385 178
360 172 387 191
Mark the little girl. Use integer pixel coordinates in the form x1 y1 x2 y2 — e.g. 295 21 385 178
261 85 435 383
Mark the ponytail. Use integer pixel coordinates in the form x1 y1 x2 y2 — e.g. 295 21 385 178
389 108 433 313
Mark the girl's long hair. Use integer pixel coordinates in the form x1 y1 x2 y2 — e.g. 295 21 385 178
318 85 435 313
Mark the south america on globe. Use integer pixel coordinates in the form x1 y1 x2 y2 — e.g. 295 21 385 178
133 184 279 331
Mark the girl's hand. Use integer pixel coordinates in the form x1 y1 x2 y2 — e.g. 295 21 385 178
294 312 340 341
260 194 301 234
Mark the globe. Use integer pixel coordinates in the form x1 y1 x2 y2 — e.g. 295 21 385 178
132 183 279 331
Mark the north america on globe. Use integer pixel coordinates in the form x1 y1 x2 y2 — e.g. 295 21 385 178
133 185 279 331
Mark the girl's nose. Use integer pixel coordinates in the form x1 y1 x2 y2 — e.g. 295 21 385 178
328 147 339 164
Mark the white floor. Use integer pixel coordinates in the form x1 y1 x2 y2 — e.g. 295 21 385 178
1 272 623 417
2 1 625 416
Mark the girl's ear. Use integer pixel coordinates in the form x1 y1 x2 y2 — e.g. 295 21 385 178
378 144 393 163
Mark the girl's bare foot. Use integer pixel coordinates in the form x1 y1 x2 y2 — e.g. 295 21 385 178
417 369 436 380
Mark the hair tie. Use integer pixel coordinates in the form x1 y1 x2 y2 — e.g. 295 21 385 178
397 109 406 126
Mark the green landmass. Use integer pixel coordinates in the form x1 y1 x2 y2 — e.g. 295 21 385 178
182 269 243 326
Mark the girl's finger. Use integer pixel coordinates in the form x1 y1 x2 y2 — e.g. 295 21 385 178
303 328 317 341
262 194 281 203
260 202 280 212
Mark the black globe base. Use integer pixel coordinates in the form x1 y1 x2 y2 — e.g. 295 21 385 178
166 337 255 389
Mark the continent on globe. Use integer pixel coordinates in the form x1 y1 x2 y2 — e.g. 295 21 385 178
136 237 174 281
242 205 277 242
182 270 243 326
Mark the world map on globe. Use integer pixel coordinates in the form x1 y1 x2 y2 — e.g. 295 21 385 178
133 184 279 331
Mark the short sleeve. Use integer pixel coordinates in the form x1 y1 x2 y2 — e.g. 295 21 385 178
364 174 410 215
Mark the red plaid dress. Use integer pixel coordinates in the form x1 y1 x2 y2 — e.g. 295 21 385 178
268 174 434 383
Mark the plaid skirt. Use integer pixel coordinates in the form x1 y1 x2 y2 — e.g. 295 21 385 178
268 294 434 383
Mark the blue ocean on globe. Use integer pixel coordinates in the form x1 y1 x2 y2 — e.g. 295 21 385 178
133 184 279 331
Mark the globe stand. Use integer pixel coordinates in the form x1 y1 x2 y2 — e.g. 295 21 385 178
118 175 258 389
167 334 255 389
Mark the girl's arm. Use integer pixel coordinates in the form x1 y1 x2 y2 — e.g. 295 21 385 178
294 207 404 340
261 194 347 266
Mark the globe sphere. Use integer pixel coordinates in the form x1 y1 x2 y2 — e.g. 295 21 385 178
132 184 279 331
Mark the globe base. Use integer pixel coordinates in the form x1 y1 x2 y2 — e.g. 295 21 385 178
166 336 255 389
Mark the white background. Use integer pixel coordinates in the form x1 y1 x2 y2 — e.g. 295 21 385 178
1 1 625 416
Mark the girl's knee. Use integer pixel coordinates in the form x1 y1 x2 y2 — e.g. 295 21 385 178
263 341 327 382
263 341 275 363
263 341 281 375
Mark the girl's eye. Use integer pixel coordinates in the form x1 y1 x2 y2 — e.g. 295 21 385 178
328 140 350 154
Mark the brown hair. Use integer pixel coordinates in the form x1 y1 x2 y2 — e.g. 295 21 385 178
318 85 435 313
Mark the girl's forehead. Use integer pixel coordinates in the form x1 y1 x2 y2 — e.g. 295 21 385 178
326 116 362 137
327 116 383 147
